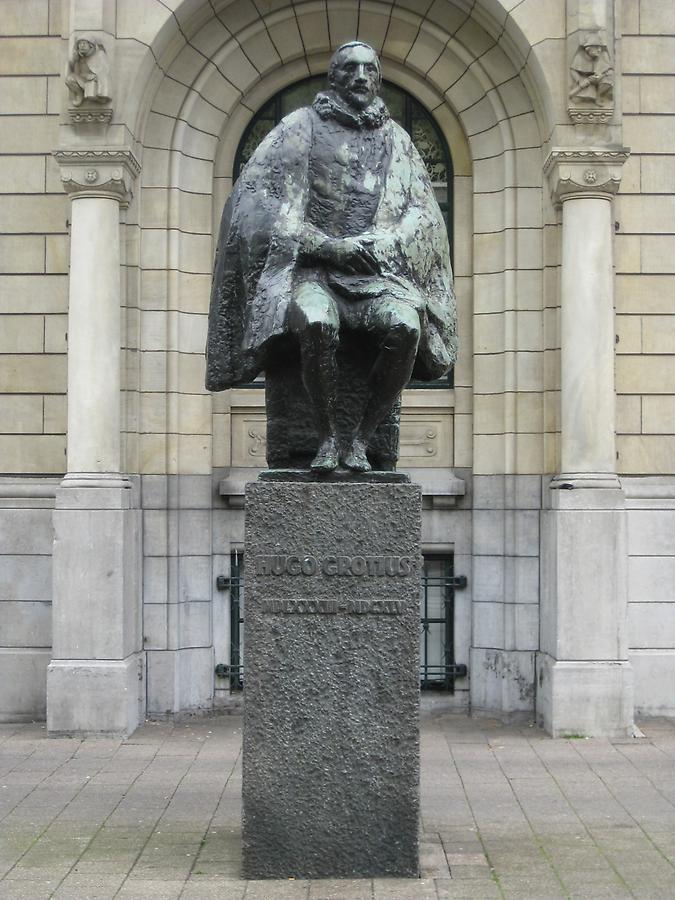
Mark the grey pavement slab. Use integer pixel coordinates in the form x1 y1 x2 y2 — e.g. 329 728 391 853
0 714 673 898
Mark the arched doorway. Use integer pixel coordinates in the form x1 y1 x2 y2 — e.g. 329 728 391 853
133 0 549 723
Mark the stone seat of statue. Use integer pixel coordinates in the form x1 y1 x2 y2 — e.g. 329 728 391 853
264 330 400 471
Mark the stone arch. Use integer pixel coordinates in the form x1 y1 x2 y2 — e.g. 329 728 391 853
129 0 553 482
117 0 563 715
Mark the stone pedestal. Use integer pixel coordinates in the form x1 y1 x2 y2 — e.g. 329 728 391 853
538 486 633 738
47 485 143 736
243 481 421 879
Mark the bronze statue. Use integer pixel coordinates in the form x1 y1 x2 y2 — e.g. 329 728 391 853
206 42 457 473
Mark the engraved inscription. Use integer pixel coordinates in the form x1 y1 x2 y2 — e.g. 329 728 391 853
260 599 403 615
255 555 420 577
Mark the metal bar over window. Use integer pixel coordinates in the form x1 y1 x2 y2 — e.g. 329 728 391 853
227 553 462 694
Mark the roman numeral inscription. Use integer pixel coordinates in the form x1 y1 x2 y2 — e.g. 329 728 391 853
260 598 403 615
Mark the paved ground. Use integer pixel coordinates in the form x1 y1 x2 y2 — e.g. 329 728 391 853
1 713 675 899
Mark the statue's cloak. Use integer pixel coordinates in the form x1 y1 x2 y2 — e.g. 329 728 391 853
205 106 457 390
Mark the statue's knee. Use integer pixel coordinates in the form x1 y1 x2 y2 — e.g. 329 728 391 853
289 296 338 341
295 311 339 346
307 318 339 344
387 314 420 351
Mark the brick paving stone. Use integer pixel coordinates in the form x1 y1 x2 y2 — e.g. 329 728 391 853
307 877 374 899
51 873 126 898
0 882 59 899
372 877 438 898
116 879 186 898
3 864 74 882
182 881 247 898
446 863 495 881
498 874 568 898
435 877 502 898
419 839 450 878
72 856 139 875
557 868 632 898
181 881 247 899
244 879 311 897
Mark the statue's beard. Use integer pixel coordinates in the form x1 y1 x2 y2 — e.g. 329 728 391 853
343 88 374 109
312 90 389 129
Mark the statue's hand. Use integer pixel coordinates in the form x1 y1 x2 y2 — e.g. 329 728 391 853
326 237 379 276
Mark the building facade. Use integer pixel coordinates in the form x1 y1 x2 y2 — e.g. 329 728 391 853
0 0 673 737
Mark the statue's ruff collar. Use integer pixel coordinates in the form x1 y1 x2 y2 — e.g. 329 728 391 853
312 91 390 129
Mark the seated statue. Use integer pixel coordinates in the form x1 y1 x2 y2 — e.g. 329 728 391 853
205 41 457 474
65 36 111 107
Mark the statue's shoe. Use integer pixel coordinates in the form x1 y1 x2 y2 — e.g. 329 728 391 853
310 437 339 473
343 438 372 472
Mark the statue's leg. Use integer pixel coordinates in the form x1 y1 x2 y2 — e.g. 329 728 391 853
344 299 420 472
288 280 340 472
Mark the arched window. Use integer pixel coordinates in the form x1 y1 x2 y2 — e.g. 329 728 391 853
233 76 454 387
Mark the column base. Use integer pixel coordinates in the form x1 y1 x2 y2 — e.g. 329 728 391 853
47 656 144 737
539 481 634 736
49 480 144 737
59 472 132 493
550 473 621 491
536 656 634 738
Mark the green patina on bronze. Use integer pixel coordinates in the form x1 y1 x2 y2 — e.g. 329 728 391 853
205 42 457 474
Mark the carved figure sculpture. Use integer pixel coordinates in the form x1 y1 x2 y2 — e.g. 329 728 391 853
65 36 111 107
570 32 614 106
206 42 457 473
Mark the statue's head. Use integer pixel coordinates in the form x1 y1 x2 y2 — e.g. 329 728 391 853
76 38 95 57
581 30 606 58
584 43 603 59
328 42 381 111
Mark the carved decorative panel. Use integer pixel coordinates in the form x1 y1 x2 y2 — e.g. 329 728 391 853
231 414 267 467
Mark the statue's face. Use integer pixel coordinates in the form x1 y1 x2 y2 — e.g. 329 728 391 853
585 44 602 59
331 45 380 110
77 39 94 57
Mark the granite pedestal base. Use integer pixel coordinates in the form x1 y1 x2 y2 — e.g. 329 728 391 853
243 481 421 879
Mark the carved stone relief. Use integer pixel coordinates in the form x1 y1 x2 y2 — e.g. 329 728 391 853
566 0 617 126
544 148 629 206
231 414 268 467
229 398 453 469
65 35 112 125
569 30 614 124
399 415 453 468
53 148 140 205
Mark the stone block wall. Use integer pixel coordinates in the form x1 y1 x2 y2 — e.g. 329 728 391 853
617 0 675 715
624 479 675 716
0 492 55 721
141 475 215 715
617 0 675 474
0 1 66 721
470 475 541 717
0 0 68 475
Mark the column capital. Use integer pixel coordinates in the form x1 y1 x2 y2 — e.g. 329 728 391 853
53 147 140 206
544 147 630 206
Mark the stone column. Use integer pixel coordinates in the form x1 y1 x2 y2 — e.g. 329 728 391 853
537 149 634 737
47 150 145 736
